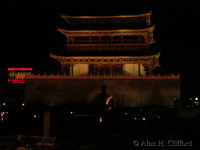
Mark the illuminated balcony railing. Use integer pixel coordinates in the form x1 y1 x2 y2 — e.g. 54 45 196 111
25 73 180 80
67 44 147 51
72 39 145 44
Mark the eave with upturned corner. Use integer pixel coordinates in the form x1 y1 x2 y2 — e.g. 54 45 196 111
61 12 152 26
50 53 160 68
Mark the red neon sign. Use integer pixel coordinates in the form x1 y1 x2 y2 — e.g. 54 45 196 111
7 67 33 84
7 68 33 71
8 79 25 84
15 75 25 79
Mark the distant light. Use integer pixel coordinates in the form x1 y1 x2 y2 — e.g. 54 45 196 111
2 103 6 106
195 97 198 101
142 117 146 121
1 112 4 122
33 115 37 118
70 111 75 115
22 103 25 106
99 116 103 124
189 98 192 101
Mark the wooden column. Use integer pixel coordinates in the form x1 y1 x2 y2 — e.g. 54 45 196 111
89 35 92 44
138 34 141 43
110 65 113 75
123 64 125 75
61 62 65 74
144 35 148 51
138 64 141 76
145 35 149 50
70 64 73 76
121 35 123 43
111 36 113 44
98 65 101 73
72 36 74 44
148 65 153 75
99 36 101 44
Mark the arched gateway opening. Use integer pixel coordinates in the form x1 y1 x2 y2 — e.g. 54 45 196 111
87 86 115 113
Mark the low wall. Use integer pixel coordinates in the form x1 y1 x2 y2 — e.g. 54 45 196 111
25 75 180 108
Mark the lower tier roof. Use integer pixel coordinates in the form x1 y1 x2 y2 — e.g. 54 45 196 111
50 53 160 68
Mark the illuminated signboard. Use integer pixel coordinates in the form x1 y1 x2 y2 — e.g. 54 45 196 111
7 68 33 84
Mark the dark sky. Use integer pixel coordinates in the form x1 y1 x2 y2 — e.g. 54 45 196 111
0 0 200 98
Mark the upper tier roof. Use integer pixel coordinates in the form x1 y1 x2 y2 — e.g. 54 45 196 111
52 49 159 57
61 12 152 29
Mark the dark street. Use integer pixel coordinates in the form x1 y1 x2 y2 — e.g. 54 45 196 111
52 115 200 150
1 108 200 150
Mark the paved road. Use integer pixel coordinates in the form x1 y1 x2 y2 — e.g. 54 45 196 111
51 116 200 150
1 111 200 150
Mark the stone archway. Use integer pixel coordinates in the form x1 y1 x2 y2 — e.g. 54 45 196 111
87 88 116 111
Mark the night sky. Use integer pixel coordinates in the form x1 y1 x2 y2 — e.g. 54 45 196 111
0 0 200 99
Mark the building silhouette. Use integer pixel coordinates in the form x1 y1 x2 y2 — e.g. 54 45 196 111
25 12 180 109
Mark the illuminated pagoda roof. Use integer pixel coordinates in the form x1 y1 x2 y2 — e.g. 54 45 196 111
58 27 154 37
50 11 161 75
53 50 158 57
61 12 152 30
52 11 158 58
50 53 160 69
